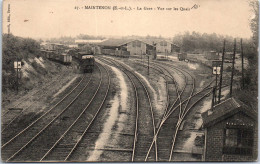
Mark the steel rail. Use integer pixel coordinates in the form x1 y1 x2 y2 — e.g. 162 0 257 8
63 61 111 161
99 57 157 161
2 75 89 149
4 72 95 161
39 62 110 161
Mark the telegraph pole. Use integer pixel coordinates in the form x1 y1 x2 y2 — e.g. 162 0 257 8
218 40 225 103
212 87 216 108
153 42 156 60
230 39 236 97
16 57 19 94
165 49 167 60
241 38 245 89
215 73 218 103
141 50 143 65
147 55 150 75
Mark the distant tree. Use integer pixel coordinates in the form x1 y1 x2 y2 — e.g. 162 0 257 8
2 34 40 71
2 34 41 91
249 0 259 48
76 34 105 40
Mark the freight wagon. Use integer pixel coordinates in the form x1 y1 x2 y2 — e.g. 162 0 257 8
59 53 72 65
178 53 187 61
204 51 219 60
43 50 72 65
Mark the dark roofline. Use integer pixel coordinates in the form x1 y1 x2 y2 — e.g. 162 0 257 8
118 39 155 47
202 98 257 128
154 40 180 47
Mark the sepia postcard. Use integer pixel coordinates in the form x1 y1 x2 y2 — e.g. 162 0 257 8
1 0 258 162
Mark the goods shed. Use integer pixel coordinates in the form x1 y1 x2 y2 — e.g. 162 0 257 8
122 39 155 56
202 98 257 161
99 39 155 56
155 40 180 53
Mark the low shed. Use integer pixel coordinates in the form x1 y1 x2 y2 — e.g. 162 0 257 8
202 98 257 161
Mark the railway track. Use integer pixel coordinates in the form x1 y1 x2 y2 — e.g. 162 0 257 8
103 57 215 161
102 56 193 161
128 58 195 161
141 60 215 161
41 61 110 162
152 62 195 161
98 57 157 162
1 74 80 133
1 73 90 146
1 65 103 162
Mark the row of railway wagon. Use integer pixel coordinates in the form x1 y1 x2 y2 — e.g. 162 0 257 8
40 43 95 73
177 51 236 70
41 50 72 65
40 43 73 65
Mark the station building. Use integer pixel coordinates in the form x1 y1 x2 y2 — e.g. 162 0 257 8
99 39 156 56
121 39 155 56
155 40 180 53
202 97 257 161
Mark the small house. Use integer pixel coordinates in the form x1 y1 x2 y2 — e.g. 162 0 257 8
202 98 257 161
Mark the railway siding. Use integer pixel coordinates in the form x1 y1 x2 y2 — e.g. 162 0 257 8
7 67 102 162
99 57 157 161
2 68 97 161
41 62 110 161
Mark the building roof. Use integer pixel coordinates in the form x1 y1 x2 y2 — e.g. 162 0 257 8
98 38 156 47
97 38 180 47
75 39 107 44
202 97 257 128
155 39 179 47
98 38 131 47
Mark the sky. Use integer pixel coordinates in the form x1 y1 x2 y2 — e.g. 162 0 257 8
2 0 255 39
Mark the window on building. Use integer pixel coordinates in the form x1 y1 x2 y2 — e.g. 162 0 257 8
223 128 254 155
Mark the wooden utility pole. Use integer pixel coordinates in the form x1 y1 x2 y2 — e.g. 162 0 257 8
215 73 218 103
212 87 216 108
241 38 245 89
230 39 236 97
165 49 167 60
218 40 225 103
141 50 143 65
16 56 19 94
148 55 150 75
153 41 156 60
16 63 19 94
